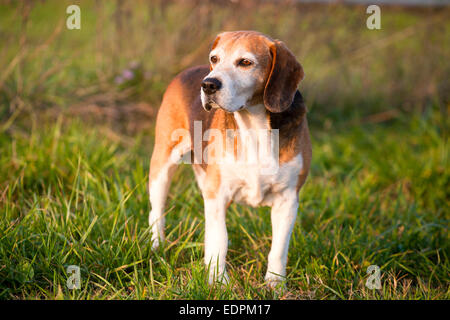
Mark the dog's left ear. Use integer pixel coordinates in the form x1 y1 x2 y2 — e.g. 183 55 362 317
264 40 304 113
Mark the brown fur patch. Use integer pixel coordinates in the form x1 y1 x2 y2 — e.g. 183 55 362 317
264 40 304 113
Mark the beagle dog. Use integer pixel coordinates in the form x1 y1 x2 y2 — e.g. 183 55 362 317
148 31 311 287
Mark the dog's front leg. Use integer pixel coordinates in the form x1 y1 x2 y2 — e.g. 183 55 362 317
204 197 229 285
265 192 299 287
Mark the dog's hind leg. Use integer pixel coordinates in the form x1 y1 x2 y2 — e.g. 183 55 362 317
148 132 190 249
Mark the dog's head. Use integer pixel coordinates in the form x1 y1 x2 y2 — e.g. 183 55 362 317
201 31 304 113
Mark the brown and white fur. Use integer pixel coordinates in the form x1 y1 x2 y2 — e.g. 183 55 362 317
148 31 311 287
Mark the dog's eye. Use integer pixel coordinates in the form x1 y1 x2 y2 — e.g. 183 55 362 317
210 55 218 64
237 58 253 67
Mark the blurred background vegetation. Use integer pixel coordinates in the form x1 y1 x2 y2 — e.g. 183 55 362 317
0 0 449 299
0 0 448 131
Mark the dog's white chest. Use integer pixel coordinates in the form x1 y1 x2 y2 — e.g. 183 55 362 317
217 105 303 207
220 154 303 207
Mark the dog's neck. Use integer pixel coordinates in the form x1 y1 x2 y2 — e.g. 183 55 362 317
230 103 277 171
233 104 269 131
232 90 306 132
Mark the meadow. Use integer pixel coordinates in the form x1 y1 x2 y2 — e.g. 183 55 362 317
0 0 448 299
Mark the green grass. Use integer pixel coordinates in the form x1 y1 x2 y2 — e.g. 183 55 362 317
0 0 448 300
0 107 448 299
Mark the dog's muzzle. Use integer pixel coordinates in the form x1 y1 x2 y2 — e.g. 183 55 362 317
201 77 222 112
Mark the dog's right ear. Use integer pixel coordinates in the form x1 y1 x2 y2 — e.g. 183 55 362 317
209 35 221 71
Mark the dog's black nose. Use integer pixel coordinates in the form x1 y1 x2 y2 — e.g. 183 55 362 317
201 78 222 95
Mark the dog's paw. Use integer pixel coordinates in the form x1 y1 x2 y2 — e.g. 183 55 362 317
208 269 229 286
150 235 164 251
264 272 286 290
151 238 160 250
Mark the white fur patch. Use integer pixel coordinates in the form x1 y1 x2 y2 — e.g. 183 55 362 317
211 104 303 208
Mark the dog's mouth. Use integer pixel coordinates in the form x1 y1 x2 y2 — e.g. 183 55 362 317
203 100 244 113
203 100 223 112
203 101 213 111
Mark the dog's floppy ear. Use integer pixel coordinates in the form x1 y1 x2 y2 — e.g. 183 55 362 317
209 35 221 71
264 40 304 113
